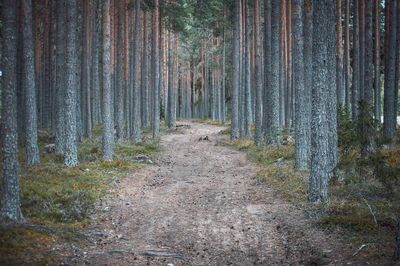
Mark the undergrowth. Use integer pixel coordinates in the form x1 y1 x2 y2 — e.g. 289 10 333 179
220 104 400 263
0 125 161 264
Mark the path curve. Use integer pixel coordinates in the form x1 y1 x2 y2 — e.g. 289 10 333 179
61 121 345 265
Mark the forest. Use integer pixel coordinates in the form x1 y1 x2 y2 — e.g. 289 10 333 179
0 0 400 264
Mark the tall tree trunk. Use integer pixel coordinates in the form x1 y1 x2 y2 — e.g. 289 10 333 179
303 0 312 161
131 0 142 142
352 0 360 119
327 0 338 172
309 0 331 202
264 0 271 141
141 12 149 127
22 0 40 166
265 0 281 144
254 0 262 146
115 0 124 142
167 32 175 128
383 0 398 141
336 0 344 106
361 0 375 158
285 0 292 133
373 0 381 121
231 0 240 140
359 0 366 100
0 0 24 222
244 0 251 137
151 0 160 138
293 0 309 171
102 0 114 161
222 26 226 124
64 0 79 166
344 0 351 111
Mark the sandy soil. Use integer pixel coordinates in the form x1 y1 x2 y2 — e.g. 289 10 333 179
59 121 353 265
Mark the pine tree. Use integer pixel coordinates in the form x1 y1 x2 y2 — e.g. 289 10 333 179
64 0 79 166
131 0 142 142
293 0 309 171
265 0 281 144
383 0 398 141
102 0 114 161
309 0 331 202
0 0 24 222
231 0 240 140
22 0 40 166
254 0 262 146
152 0 161 138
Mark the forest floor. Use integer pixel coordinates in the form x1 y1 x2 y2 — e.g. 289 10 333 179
55 121 371 265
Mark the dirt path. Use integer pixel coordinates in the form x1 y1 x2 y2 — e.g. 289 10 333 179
60 121 348 265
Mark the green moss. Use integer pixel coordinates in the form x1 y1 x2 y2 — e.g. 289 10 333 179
0 126 162 264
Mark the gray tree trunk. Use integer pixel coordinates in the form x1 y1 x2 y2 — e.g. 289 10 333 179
167 32 175 128
222 28 226 124
102 0 114 161
361 0 375 159
263 0 271 141
383 0 398 140
244 0 252 137
336 0 345 107
265 0 281 144
309 0 331 203
373 0 381 122
22 0 40 166
151 0 160 138
327 0 338 172
231 0 240 140
0 0 24 222
344 0 351 111
352 0 360 119
141 12 150 127
131 0 142 142
359 0 366 100
254 0 262 146
115 0 125 143
55 0 66 155
293 0 309 171
64 0 79 166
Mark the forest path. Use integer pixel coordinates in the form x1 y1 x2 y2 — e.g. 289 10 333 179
61 121 345 265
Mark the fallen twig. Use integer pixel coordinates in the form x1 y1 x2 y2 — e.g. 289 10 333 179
109 249 185 260
352 243 369 257
359 193 378 227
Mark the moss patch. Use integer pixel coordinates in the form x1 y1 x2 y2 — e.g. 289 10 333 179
0 126 161 265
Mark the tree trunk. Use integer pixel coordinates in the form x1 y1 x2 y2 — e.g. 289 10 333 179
141 12 149 127
373 0 381 121
344 0 351 111
361 0 375 159
64 0 79 167
309 0 331 203
102 0 114 161
22 0 40 166
0 0 24 222
131 0 142 142
352 0 360 119
265 0 281 144
383 0 398 141
303 0 312 161
244 0 252 137
293 0 309 171
151 0 160 138
263 0 271 141
336 0 344 107
167 32 175 128
327 0 338 172
231 0 240 140
254 0 262 146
